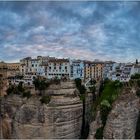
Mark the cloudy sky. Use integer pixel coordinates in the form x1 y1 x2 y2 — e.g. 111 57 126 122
0 1 140 63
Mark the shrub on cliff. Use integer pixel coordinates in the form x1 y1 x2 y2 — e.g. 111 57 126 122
22 91 32 98
6 82 25 95
40 95 51 104
136 89 140 97
33 77 50 91
6 85 15 95
137 80 140 87
75 78 82 89
50 77 61 85
131 73 140 79
95 127 104 139
135 112 140 139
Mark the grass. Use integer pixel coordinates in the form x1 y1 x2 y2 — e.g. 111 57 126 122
93 80 123 139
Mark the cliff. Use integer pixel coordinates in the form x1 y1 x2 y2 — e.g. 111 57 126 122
103 87 140 139
0 81 83 139
88 84 140 139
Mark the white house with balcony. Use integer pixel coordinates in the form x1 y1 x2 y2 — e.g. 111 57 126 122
47 58 70 79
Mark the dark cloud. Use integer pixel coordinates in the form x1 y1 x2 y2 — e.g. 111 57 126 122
0 1 140 62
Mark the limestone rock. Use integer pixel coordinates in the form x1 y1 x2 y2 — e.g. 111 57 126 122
1 81 83 139
103 88 140 139
88 110 102 139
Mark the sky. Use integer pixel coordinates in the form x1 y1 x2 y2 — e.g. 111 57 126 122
0 1 140 63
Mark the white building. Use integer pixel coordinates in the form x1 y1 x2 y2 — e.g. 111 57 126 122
120 64 133 82
47 58 70 79
70 59 84 79
103 61 120 80
131 64 140 75
9 75 36 86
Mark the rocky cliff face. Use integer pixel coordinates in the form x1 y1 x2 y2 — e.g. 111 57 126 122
0 81 83 139
88 86 140 139
103 87 140 139
88 110 102 139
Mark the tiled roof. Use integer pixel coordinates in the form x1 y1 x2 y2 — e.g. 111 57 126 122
48 58 69 63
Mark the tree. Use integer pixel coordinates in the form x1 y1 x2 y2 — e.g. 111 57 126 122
95 127 104 139
136 59 138 64
75 78 82 89
40 95 51 104
22 91 31 98
135 112 140 138
90 79 96 85
33 77 50 90
131 74 140 79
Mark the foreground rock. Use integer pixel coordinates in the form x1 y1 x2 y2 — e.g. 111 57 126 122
104 87 140 139
1 81 83 139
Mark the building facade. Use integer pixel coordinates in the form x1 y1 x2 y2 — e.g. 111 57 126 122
47 58 70 79
84 61 104 81
70 60 84 79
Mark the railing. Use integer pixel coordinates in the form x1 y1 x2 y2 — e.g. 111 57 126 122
84 78 92 88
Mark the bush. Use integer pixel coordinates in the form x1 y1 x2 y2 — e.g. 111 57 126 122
90 79 96 85
95 127 104 139
6 85 15 95
51 77 61 85
40 95 51 104
75 78 82 89
135 112 140 139
131 73 140 79
136 89 140 97
33 78 50 90
89 86 96 93
79 85 86 95
137 80 140 87
100 105 111 126
79 94 85 101
22 91 32 98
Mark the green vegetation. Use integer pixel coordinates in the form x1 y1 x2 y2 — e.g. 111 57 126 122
40 95 51 104
6 82 31 98
131 73 140 79
50 77 61 85
33 77 50 91
135 112 140 139
33 77 61 94
22 91 32 98
75 78 86 97
136 89 140 97
94 80 123 139
95 127 104 139
137 80 140 87
89 85 96 101
90 79 96 85
75 78 87 139
75 78 82 90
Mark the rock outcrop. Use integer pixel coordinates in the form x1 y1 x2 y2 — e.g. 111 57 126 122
103 87 140 139
88 110 102 139
1 81 83 139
